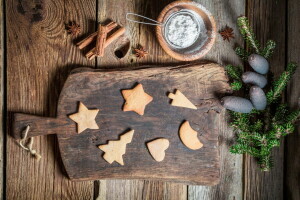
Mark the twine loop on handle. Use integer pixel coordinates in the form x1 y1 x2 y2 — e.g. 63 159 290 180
126 13 164 26
19 125 41 161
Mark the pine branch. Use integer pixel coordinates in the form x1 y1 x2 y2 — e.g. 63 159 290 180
230 112 250 132
273 104 288 122
235 47 250 61
237 16 261 54
226 16 299 171
258 155 273 171
267 62 298 104
231 80 243 91
261 40 276 58
225 65 243 80
251 120 263 132
285 109 300 123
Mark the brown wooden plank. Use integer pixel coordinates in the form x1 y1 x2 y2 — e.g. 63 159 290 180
6 0 96 199
244 0 286 199
285 0 300 198
188 0 245 199
0 0 3 198
95 0 186 199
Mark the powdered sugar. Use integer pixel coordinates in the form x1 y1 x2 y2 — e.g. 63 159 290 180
166 14 199 48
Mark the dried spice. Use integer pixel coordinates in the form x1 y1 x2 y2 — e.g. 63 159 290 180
219 26 234 42
67 22 81 37
134 46 148 58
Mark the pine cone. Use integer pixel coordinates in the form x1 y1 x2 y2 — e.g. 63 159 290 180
221 96 254 113
249 86 267 110
248 54 269 75
242 71 267 88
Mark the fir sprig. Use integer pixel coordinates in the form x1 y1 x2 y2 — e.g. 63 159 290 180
231 81 243 91
235 47 250 61
225 16 299 171
225 65 243 80
237 16 261 54
261 40 276 58
225 65 243 91
266 63 298 104
236 17 276 59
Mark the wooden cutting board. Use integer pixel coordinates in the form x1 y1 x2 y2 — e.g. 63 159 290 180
12 63 231 185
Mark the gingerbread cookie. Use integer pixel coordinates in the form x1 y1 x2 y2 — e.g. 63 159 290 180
122 83 153 115
69 102 99 134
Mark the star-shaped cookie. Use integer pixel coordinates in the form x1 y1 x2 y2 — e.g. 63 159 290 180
121 83 153 115
69 102 99 134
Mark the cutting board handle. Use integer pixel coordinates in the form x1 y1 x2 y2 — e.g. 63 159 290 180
12 113 71 139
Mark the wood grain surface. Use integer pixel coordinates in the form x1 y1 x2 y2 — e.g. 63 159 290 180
0 0 3 199
188 0 245 199
244 0 287 199
285 0 300 199
4 0 300 199
6 0 95 199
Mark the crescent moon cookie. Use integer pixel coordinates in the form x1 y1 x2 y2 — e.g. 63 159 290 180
179 121 203 150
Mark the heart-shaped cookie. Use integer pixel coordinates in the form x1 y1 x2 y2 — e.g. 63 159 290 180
147 138 170 162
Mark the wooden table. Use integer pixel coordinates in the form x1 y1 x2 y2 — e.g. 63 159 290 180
3 0 299 199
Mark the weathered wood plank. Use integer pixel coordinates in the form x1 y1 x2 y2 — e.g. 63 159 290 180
285 0 300 198
188 0 244 199
6 0 95 199
0 0 3 199
95 0 187 199
244 0 286 199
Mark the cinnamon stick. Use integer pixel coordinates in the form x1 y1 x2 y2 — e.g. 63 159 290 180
76 22 118 50
86 27 126 60
76 32 97 49
95 25 108 57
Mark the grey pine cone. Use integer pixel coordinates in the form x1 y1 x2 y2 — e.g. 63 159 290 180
221 96 254 113
242 71 267 88
249 86 267 110
248 54 269 74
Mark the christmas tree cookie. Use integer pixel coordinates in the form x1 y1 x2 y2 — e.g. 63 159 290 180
98 130 134 165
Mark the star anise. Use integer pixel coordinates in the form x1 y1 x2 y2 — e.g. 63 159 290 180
67 21 81 37
219 26 235 42
134 46 148 59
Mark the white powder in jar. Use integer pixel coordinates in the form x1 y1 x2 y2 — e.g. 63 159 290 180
166 14 199 48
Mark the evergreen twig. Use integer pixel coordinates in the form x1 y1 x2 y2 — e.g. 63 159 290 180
261 40 276 58
225 17 299 171
237 16 261 54
266 63 298 104
235 47 250 61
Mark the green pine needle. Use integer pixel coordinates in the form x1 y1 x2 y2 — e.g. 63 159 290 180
231 81 243 91
267 63 298 104
285 109 300 123
235 47 250 61
261 40 276 58
258 156 273 171
237 16 261 54
225 65 243 80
